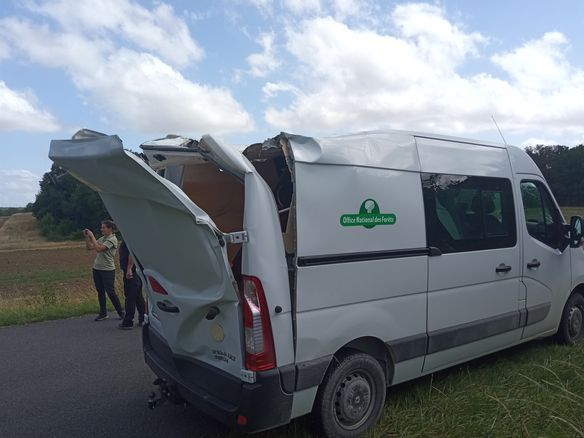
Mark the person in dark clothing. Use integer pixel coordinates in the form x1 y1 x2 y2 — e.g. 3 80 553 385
118 240 145 329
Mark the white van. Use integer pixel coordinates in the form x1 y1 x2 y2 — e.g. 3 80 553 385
50 129 584 437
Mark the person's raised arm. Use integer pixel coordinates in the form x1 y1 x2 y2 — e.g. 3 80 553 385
84 229 94 250
83 229 110 253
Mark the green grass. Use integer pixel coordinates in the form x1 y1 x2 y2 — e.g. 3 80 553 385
376 341 584 437
0 299 98 326
252 340 584 437
0 268 88 285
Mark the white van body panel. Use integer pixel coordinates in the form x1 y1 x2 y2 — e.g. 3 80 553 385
296 257 427 313
285 131 419 170
242 171 294 366
416 136 511 177
426 250 521 330
295 291 427 363
290 143 427 371
416 136 522 372
572 248 584 291
293 164 426 257
507 145 543 176
199 134 255 178
515 175 571 339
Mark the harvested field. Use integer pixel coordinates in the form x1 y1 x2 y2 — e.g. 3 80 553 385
0 213 124 324
0 212 82 251
0 246 123 322
0 247 93 298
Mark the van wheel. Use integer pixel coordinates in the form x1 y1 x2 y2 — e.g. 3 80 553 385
557 293 584 345
314 353 386 438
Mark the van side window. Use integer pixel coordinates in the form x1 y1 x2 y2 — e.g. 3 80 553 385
422 174 516 253
520 181 562 248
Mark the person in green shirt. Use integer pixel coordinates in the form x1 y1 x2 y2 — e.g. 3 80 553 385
84 219 124 321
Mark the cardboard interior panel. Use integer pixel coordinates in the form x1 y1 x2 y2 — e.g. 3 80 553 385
181 163 244 262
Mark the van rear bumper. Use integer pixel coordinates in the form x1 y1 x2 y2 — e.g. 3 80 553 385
142 324 293 433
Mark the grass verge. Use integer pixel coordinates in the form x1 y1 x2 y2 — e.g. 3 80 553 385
0 299 98 326
254 340 584 437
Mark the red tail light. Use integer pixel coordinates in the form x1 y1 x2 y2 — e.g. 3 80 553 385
241 275 276 371
148 276 168 295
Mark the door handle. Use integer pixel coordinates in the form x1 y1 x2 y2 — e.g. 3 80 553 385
527 259 541 269
156 301 180 313
496 264 512 273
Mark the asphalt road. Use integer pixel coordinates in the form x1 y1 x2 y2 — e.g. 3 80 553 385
0 314 228 438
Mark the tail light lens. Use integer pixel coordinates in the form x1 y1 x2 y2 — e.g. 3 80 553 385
148 276 168 295
241 275 276 371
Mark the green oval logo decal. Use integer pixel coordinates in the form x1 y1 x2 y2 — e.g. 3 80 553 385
340 199 397 229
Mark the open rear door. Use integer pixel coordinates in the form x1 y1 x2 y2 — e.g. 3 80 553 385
49 132 247 378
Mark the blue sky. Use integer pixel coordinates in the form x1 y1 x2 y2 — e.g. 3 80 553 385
1 0 584 206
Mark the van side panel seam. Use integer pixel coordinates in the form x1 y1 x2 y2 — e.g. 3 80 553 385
385 304 549 362
427 310 521 354
297 248 429 267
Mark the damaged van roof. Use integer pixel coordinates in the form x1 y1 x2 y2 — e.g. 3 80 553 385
276 130 507 172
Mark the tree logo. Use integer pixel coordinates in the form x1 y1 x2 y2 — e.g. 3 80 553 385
340 199 397 229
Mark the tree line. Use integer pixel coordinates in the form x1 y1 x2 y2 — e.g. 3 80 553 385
27 143 584 241
525 144 584 206
31 164 108 240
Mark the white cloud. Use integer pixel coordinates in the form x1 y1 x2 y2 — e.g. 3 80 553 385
392 3 486 71
246 33 280 77
263 81 301 99
84 50 254 134
284 0 322 15
247 0 368 19
492 32 571 91
27 0 204 68
0 2 254 135
0 170 40 207
331 0 361 19
0 18 110 74
262 4 584 143
0 81 60 132
245 0 273 11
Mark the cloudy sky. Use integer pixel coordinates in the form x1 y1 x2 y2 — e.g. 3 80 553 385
1 0 584 206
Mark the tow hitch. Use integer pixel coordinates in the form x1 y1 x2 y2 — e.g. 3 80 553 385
148 378 184 409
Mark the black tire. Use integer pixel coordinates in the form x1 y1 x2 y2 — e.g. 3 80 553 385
557 293 584 345
313 353 386 438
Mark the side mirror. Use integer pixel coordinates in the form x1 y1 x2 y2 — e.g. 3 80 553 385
569 216 583 248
